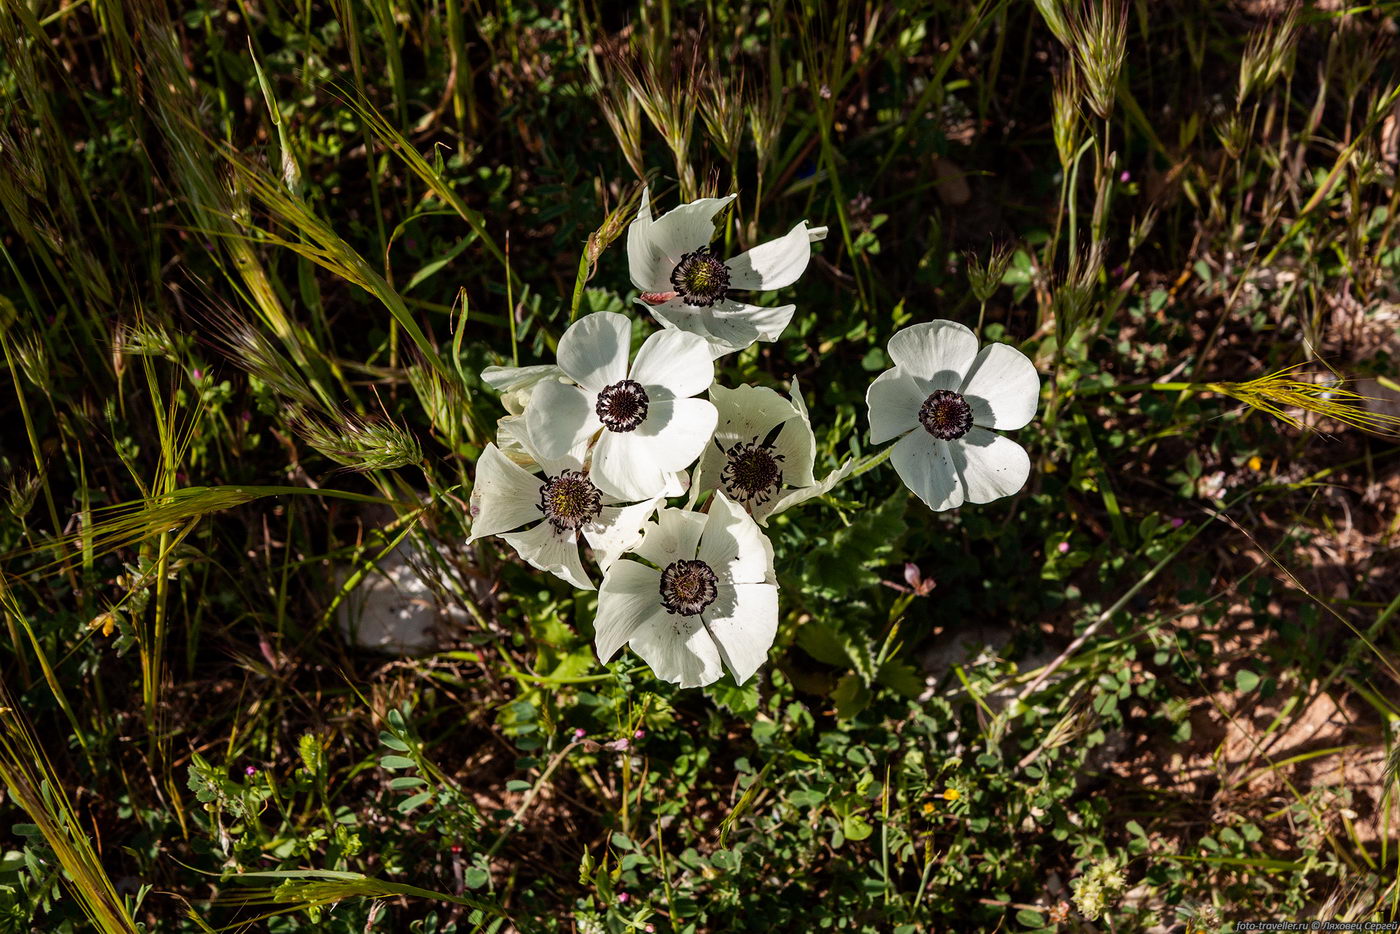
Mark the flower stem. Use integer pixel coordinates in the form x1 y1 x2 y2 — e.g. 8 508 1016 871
1072 381 1218 396
850 446 893 479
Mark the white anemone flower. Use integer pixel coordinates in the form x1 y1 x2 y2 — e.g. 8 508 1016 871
628 187 827 358
691 380 854 525
467 424 659 590
866 320 1040 511
527 312 718 502
594 493 778 688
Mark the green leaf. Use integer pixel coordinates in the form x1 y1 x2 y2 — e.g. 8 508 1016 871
1235 669 1260 692
795 620 853 667
297 734 323 776
379 732 410 752
704 677 760 715
396 791 433 813
379 755 416 771
505 779 532 792
832 673 872 719
405 235 479 291
388 776 427 790
841 810 873 842
1015 909 1046 928
876 658 923 698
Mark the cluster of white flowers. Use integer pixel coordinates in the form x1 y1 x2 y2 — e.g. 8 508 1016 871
470 187 1041 689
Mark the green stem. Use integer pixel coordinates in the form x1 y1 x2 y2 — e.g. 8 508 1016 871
1072 381 1215 396
850 446 893 478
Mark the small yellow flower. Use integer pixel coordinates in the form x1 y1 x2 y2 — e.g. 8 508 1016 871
921 801 937 816
1247 455 1263 471
942 787 961 802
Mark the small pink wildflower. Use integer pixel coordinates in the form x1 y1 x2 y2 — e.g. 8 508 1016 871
1057 541 1070 554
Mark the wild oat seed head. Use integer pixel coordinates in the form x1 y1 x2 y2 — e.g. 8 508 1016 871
1238 5 1300 105
1070 1 1128 120
1033 0 1074 46
295 414 423 471
1215 367 1400 437
1052 69 1083 171
966 244 1015 303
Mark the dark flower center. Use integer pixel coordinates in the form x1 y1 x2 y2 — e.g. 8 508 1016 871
596 379 649 432
720 438 785 508
919 390 973 440
538 470 603 533
670 246 731 306
658 559 719 616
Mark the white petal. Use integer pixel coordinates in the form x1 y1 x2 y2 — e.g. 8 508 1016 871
630 328 714 400
629 611 723 688
494 415 538 468
952 428 1031 504
515 408 587 476
725 221 817 291
886 320 978 389
891 430 964 512
660 470 689 498
633 506 706 568
626 187 665 292
765 456 855 523
525 380 600 466
703 582 779 685
807 226 829 242
584 498 661 573
647 298 794 358
467 444 544 541
866 368 924 445
481 363 565 393
647 194 737 268
959 342 1041 431
711 383 796 444
556 311 632 392
595 559 665 662
482 365 569 416
500 522 593 590
780 377 819 489
734 302 796 344
590 429 671 501
789 377 812 421
636 397 718 472
697 492 775 585
712 383 798 438
770 409 817 491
